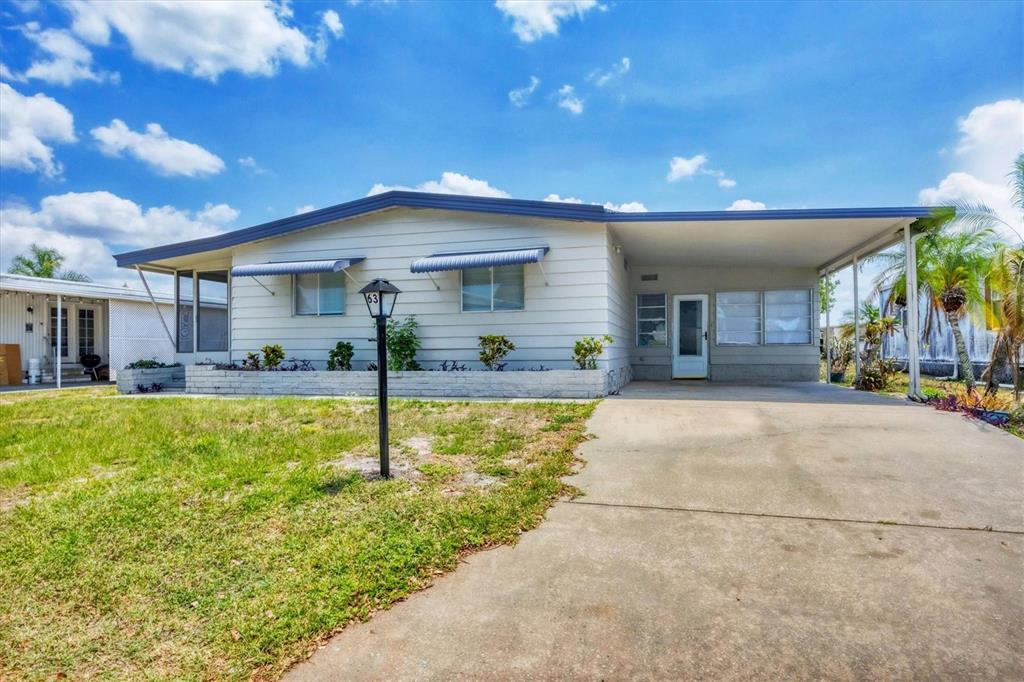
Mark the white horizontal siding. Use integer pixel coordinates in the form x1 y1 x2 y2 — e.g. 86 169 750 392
605 230 633 372
228 209 615 370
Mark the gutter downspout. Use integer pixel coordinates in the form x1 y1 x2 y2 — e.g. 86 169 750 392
135 266 175 346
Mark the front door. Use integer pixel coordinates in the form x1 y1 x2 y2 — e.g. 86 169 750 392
672 294 708 378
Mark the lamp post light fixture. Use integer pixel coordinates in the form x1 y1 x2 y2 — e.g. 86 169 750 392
359 278 401 478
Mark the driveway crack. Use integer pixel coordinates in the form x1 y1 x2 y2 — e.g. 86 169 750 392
565 499 1024 535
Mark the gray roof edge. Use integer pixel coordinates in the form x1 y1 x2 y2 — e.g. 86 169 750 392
113 190 940 268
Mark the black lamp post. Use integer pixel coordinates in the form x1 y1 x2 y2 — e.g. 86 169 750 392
359 278 401 478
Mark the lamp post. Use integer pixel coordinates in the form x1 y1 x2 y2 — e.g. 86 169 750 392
359 278 401 478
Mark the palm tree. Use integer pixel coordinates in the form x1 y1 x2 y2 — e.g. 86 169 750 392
942 154 1024 398
873 224 997 392
986 245 1024 399
8 244 91 282
839 302 900 366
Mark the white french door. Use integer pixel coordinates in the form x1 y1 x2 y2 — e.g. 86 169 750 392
672 294 709 378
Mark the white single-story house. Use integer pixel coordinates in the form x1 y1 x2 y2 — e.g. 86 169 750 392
0 273 176 384
112 191 934 392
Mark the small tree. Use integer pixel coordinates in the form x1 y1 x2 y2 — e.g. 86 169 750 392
819 274 838 315
478 335 516 370
327 341 355 371
386 317 422 371
261 344 285 369
573 335 613 370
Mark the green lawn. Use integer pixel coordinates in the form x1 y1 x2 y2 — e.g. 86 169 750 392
0 387 595 680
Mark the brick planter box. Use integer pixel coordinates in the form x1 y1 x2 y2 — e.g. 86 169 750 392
116 366 186 393
181 364 631 399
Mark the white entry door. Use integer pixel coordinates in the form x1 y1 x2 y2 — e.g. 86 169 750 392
672 294 709 378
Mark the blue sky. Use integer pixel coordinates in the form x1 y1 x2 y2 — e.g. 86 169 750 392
1 0 1022 306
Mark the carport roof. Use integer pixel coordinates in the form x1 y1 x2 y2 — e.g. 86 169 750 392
113 190 936 271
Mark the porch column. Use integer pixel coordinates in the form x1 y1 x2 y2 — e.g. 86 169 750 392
56 294 62 389
853 256 861 382
904 223 922 399
824 271 832 384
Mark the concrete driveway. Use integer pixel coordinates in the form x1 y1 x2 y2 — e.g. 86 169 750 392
287 382 1023 681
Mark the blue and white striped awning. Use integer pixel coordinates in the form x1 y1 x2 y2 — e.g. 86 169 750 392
410 247 549 274
231 258 364 277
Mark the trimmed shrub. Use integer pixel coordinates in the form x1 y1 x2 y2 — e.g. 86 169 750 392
479 335 516 370
327 341 355 371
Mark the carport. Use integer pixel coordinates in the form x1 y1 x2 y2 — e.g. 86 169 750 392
609 206 933 388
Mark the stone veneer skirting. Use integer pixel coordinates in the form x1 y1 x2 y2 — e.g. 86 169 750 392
116 366 186 393
170 364 633 399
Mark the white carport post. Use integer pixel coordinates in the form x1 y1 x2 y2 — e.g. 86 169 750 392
824 271 832 384
55 294 62 389
853 255 861 383
904 223 922 399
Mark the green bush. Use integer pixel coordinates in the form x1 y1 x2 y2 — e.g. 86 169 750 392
327 341 355 371
854 358 900 392
242 352 261 370
479 335 516 370
261 344 285 369
572 335 613 370
386 317 422 371
125 359 179 370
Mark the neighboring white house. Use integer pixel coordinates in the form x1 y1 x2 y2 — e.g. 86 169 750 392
0 274 176 383
113 191 933 383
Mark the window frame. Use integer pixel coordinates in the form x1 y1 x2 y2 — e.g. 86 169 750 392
459 265 526 313
292 271 347 317
197 270 230 352
714 288 815 347
77 307 96 358
635 292 668 348
763 288 814 346
714 290 763 346
49 306 69 358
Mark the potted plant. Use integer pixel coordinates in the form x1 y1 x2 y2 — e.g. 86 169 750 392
828 336 853 383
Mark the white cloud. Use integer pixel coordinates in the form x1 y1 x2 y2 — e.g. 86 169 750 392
294 204 316 215
667 153 735 187
588 56 630 87
238 156 269 175
544 193 647 212
557 84 583 114
667 154 707 181
90 119 224 177
1 191 238 284
196 202 239 223
726 199 766 211
509 75 540 107
313 8 345 61
322 10 344 37
543 193 585 203
605 200 647 212
10 26 118 85
919 99 1024 239
494 0 600 42
0 82 76 178
67 0 337 81
368 171 511 198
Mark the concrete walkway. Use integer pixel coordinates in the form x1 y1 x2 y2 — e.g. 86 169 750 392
287 382 1024 681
